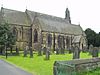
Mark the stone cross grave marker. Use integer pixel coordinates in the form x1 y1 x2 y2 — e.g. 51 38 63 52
73 46 80 59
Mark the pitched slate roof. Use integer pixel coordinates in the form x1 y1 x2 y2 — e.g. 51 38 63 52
0 8 85 35
1 8 30 26
26 10 83 35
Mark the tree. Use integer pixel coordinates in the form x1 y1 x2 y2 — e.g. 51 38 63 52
0 23 16 54
95 33 100 47
85 28 96 47
85 28 100 47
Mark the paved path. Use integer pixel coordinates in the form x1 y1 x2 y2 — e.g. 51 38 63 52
0 60 32 75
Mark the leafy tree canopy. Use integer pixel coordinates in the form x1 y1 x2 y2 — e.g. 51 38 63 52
0 23 16 47
85 28 100 47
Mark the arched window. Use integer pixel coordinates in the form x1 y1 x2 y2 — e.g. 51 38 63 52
48 34 52 47
62 36 65 49
58 35 62 48
34 29 38 43
66 36 70 48
13 27 18 40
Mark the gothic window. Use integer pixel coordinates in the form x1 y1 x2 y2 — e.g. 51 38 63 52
34 29 38 43
48 34 52 47
66 36 70 48
41 34 43 44
21 26 23 39
26 29 30 41
19 28 22 40
58 35 62 48
13 27 18 40
62 36 65 49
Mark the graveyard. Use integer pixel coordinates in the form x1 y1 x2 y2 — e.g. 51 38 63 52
0 4 100 75
0 50 100 75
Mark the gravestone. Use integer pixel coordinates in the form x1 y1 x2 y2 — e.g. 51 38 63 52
45 47 50 60
92 47 99 57
29 47 33 58
89 44 93 55
43 47 47 55
16 46 19 55
24 46 28 57
61 48 65 54
73 46 80 59
38 47 42 56
68 47 73 54
82 46 87 53
55 48 59 55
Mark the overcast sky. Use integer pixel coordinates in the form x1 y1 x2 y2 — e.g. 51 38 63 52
0 0 100 33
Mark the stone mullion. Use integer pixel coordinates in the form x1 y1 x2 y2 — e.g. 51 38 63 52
64 36 67 50
55 33 58 49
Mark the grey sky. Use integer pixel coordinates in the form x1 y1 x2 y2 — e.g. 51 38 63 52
0 0 100 33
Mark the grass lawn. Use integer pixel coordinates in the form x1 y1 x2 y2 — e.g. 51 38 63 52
0 52 98 75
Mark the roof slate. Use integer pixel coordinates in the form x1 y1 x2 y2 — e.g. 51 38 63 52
38 17 83 35
0 8 85 35
26 10 83 35
1 8 30 26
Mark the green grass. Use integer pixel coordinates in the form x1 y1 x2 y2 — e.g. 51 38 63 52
77 67 100 75
0 52 99 75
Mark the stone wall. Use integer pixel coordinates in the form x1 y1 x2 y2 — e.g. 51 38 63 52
53 58 100 75
10 24 31 50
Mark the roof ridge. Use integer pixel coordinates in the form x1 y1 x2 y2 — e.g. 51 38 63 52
26 9 68 23
1 7 24 13
26 9 64 19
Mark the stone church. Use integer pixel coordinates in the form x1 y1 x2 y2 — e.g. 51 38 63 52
0 7 87 51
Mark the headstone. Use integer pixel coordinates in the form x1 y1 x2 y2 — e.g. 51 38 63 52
23 46 28 57
43 47 47 55
82 46 87 53
68 47 73 54
16 46 19 55
38 47 42 56
92 47 99 57
61 48 65 54
45 47 50 60
89 44 93 55
55 48 59 55
73 46 80 59
29 47 33 58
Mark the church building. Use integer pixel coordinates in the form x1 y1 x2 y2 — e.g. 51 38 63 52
0 7 87 51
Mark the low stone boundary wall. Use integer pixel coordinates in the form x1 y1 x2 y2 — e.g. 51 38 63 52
53 58 100 75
